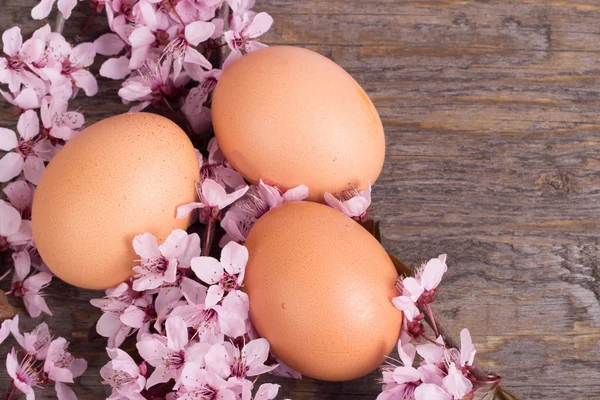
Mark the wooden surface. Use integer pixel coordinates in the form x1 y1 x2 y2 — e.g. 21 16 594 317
1 0 600 399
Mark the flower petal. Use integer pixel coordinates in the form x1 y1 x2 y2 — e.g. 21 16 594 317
420 257 447 291
204 344 231 378
176 202 203 219
0 128 17 152
243 338 271 375
159 229 188 259
24 155 45 185
254 383 280 400
220 241 248 275
414 383 451 400
402 277 424 301
204 284 225 308
443 363 473 399
12 250 31 281
282 185 309 202
57 0 77 19
460 328 476 366
184 47 213 70
55 382 77 400
391 295 420 322
17 110 39 141
99 56 131 80
2 27 23 56
132 232 161 259
70 43 96 67
185 21 216 47
191 256 224 284
94 33 125 56
244 12 273 39
120 305 146 328
165 315 188 350
0 153 24 182
392 366 421 385
71 69 98 96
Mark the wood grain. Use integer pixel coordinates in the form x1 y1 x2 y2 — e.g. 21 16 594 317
1 0 600 399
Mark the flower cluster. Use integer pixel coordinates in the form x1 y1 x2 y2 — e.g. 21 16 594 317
91 233 285 399
378 255 499 400
0 21 91 319
0 315 87 399
0 1 509 400
90 0 273 131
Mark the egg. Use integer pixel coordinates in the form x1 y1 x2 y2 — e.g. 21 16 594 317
32 113 199 290
244 201 402 381
212 46 385 201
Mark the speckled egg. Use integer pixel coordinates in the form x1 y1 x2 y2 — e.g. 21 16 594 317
32 113 199 290
212 46 385 201
244 201 402 381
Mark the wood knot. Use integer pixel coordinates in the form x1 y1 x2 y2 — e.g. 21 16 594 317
534 172 572 194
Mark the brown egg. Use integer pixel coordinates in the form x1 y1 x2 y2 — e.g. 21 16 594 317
244 202 402 381
212 46 385 201
32 113 199 290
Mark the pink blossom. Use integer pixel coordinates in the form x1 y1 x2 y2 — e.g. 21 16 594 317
118 59 188 112
414 364 473 400
443 363 473 399
392 254 448 321
100 348 146 400
324 183 371 222
136 315 211 388
131 230 200 291
195 138 245 191
205 338 277 380
11 270 53 318
225 11 272 54
90 282 139 347
10 315 52 359
176 178 248 223
171 279 249 342
416 335 445 366
119 294 156 340
30 24 71 73
40 95 84 141
44 42 98 97
219 181 307 246
177 365 236 400
32 0 78 20
162 20 215 79
378 333 421 400
191 241 247 307
0 109 57 184
44 337 87 383
182 69 221 134
6 348 43 400
443 328 476 370
4 180 35 217
0 200 32 251
0 27 45 94
128 1 170 69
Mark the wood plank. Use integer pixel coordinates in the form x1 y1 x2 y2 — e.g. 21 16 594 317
1 0 600 399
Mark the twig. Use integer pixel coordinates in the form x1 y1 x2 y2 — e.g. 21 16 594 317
422 308 496 379
203 216 215 256
215 3 230 68
54 13 65 35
